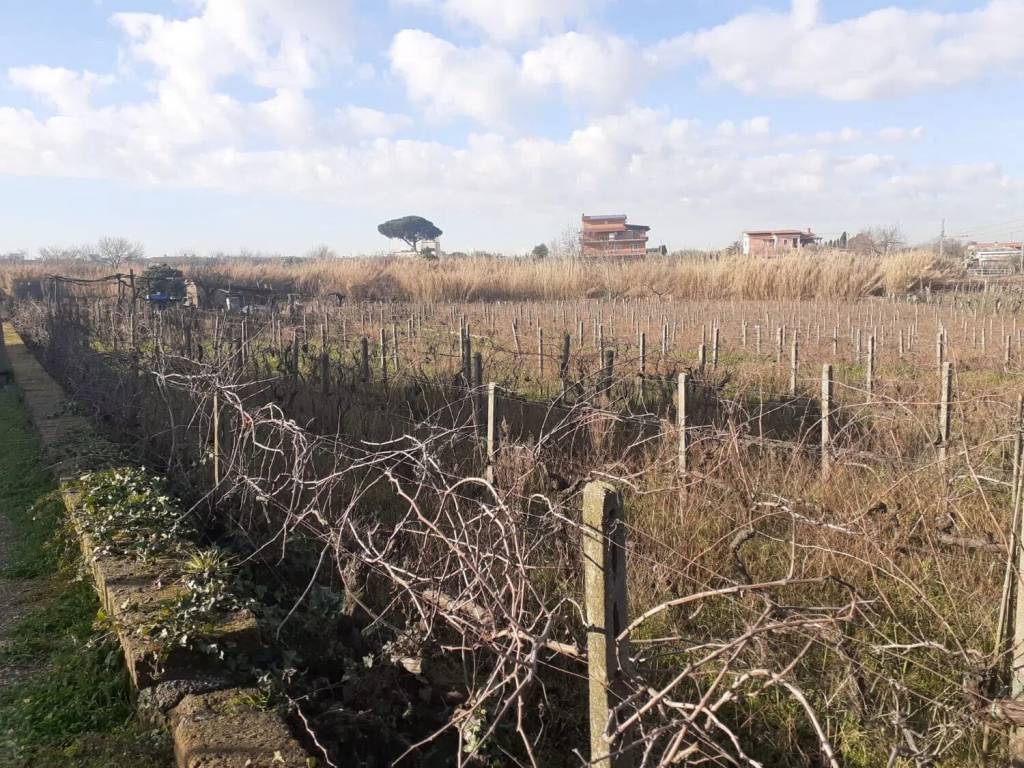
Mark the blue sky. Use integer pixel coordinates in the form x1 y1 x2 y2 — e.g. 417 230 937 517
1 0 1023 257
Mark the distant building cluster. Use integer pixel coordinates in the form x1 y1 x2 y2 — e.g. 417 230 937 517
0 251 26 262
966 242 1023 277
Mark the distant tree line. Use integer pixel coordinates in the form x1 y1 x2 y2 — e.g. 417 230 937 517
38 236 144 268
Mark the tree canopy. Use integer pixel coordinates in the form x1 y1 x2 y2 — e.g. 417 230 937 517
377 216 442 251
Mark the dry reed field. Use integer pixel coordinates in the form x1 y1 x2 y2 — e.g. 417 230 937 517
5 257 1024 767
0 249 962 303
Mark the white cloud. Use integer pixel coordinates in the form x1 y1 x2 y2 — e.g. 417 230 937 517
671 0 1024 100
8 67 114 113
390 29 654 124
389 29 521 124
439 0 600 41
336 106 412 138
521 32 647 108
878 126 925 142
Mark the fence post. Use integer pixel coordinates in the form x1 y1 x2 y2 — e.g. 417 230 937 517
866 334 875 401
582 481 631 767
212 390 220 487
678 372 688 480
789 337 799 397
473 352 484 433
1011 470 1024 761
821 364 832 479
938 361 953 466
485 382 498 483
560 333 571 393
538 327 544 378
360 336 370 383
599 349 615 401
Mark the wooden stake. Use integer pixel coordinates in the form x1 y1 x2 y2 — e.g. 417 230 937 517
582 481 632 768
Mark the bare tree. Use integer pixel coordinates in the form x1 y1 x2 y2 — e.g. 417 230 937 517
548 223 581 260
870 225 906 256
38 244 93 260
96 236 144 268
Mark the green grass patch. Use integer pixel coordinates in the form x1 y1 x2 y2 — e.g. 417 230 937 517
0 389 172 767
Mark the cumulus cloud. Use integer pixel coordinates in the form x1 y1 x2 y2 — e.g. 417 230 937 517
390 29 656 124
8 67 114 113
439 0 600 41
389 30 522 124
669 0 1024 100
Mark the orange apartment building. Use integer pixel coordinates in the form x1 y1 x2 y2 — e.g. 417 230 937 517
580 214 650 259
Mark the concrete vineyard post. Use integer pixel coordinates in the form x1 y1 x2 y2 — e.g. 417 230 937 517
821 364 833 479
581 481 632 768
697 343 706 372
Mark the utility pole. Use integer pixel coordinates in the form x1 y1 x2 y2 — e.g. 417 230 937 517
939 218 945 260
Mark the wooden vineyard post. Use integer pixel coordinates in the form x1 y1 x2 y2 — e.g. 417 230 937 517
866 334 876 401
938 361 953 467
678 372 688 481
661 323 668 357
560 333 571 394
775 326 783 365
936 328 945 376
379 326 388 386
697 343 706 372
821 364 832 479
637 332 646 399
1011 455 1024 762
485 382 498 482
789 337 799 397
599 349 615 403
472 352 484 434
1007 334 1013 371
212 390 220 487
320 323 329 396
1015 394 1024 514
741 319 747 348
581 481 632 768
461 328 472 387
538 328 545 379
712 327 720 368
832 326 838 357
360 336 369 383
392 321 399 372
756 324 762 355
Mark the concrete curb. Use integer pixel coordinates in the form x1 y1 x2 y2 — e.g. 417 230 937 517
2 321 314 768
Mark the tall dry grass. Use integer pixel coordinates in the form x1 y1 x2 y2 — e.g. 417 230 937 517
1 249 962 302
